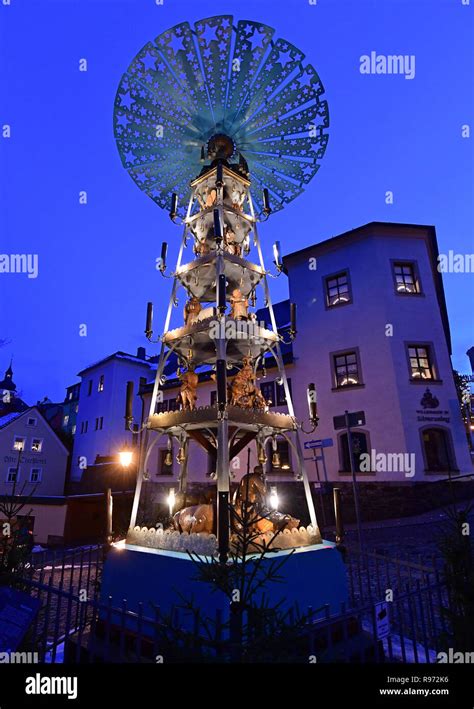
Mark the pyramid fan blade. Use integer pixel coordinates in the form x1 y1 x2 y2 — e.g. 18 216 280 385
113 15 329 216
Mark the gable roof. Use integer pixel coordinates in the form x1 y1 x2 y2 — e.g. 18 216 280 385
0 407 70 454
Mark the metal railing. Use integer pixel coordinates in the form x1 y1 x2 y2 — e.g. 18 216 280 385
9 544 454 664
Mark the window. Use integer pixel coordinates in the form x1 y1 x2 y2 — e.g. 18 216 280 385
393 261 420 294
408 345 435 380
63 415 69 426
71 425 76 435
325 271 351 307
26 417 37 427
30 468 42 483
31 438 43 453
422 428 456 472
339 432 369 473
12 436 26 451
210 391 217 406
6 467 18 483
75 404 79 413
333 351 361 388
95 417 104 431
156 399 169 414
98 375 104 392
87 380 93 396
80 421 88 434
68 391 73 400
168 399 179 412
260 381 275 407
158 449 173 475
276 379 291 406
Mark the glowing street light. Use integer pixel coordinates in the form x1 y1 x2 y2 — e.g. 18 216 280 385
118 445 133 468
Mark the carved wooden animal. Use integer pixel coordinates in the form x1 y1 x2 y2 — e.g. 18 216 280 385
173 504 214 534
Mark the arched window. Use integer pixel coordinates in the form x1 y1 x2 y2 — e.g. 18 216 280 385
339 431 369 473
421 427 456 472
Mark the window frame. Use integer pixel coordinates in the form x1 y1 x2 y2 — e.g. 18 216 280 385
405 342 441 383
12 436 26 452
337 429 373 475
260 381 276 408
6 467 19 483
30 438 43 453
330 347 364 390
419 426 458 474
30 467 43 483
391 259 423 296
324 269 353 309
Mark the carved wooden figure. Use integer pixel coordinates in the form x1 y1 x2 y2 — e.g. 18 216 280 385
177 367 199 410
230 288 248 320
183 296 202 326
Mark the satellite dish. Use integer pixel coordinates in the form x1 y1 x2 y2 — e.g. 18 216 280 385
113 16 329 217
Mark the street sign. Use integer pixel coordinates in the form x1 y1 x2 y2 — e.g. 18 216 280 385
333 411 366 430
304 437 333 450
374 601 390 640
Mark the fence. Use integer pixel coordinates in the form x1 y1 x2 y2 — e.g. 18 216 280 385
10 543 454 663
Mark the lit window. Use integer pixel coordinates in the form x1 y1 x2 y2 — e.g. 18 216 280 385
98 375 104 392
393 262 419 294
6 468 18 483
260 381 275 407
408 345 434 380
334 351 361 387
13 436 26 451
63 415 69 426
30 468 42 483
72 425 76 435
326 272 351 307
31 438 43 453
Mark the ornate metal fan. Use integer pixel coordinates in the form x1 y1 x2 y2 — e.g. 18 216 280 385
113 15 329 217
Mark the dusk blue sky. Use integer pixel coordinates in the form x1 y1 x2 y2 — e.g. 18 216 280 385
1 0 473 404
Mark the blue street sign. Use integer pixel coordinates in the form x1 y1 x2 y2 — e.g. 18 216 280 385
304 438 333 450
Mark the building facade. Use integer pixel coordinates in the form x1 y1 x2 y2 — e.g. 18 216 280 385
71 348 156 481
0 407 69 497
284 221 471 483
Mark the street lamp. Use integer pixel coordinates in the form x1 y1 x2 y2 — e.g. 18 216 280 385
118 445 133 468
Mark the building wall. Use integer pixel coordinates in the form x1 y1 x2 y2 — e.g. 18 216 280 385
286 225 472 481
71 356 154 481
0 409 68 496
24 503 67 545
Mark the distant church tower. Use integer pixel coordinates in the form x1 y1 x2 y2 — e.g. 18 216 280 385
0 360 26 413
